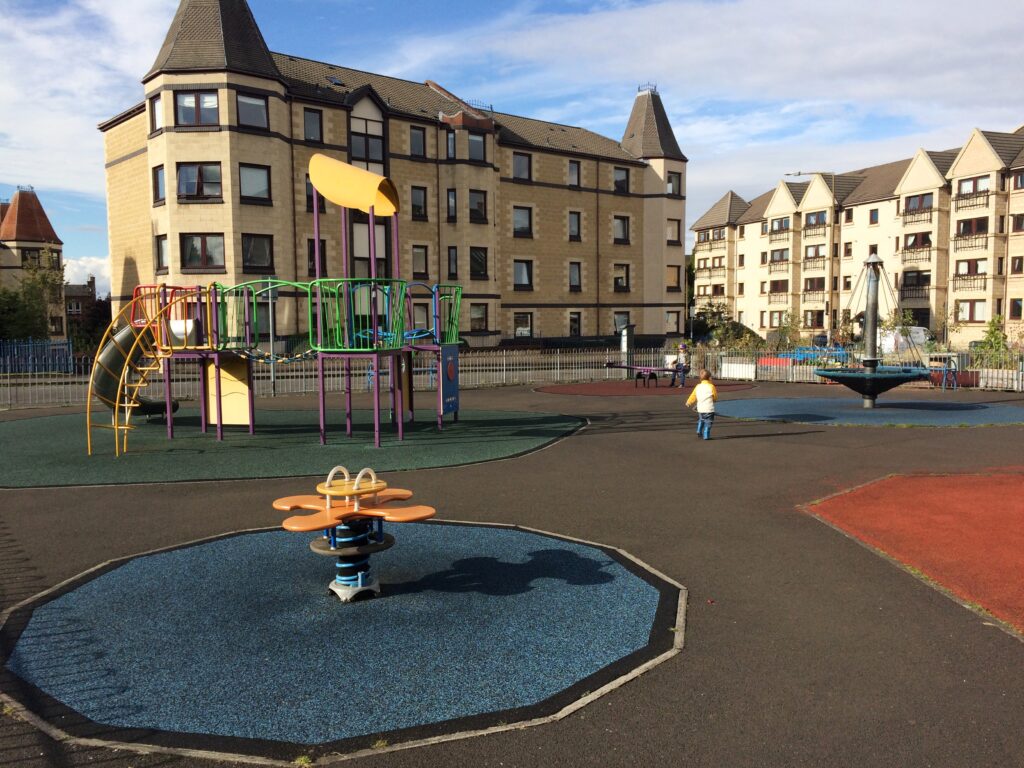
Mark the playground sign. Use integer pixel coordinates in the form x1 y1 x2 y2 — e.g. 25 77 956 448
441 344 459 414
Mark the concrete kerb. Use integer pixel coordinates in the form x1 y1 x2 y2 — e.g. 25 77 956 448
0 517 687 766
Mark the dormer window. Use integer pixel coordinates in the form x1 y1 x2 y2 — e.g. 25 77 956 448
175 91 218 126
237 93 268 129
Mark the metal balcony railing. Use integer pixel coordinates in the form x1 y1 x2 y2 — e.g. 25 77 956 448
694 241 712 253
709 267 726 278
901 208 933 224
695 267 711 278
709 239 726 251
953 234 988 251
768 292 789 305
954 191 990 211
803 256 826 270
900 247 933 264
802 290 826 303
952 274 988 292
802 224 826 238
768 260 790 273
899 285 930 300
769 229 791 242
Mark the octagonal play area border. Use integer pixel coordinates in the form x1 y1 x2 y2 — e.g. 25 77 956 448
0 520 686 765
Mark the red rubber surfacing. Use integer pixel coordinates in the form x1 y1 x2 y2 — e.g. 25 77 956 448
536 380 756 397
807 471 1024 633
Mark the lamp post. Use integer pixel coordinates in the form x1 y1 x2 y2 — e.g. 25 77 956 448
786 170 838 344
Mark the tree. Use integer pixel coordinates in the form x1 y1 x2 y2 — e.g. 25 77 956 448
0 255 64 340
766 312 803 351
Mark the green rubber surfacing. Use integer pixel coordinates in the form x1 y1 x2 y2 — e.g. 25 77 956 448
0 409 583 488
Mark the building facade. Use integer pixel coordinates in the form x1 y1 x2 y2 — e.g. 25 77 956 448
99 0 688 346
0 186 66 338
692 127 1024 348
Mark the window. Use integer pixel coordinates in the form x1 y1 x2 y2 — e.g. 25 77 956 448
957 217 988 236
350 115 385 173
413 303 430 331
868 244 878 257
869 208 879 225
470 303 488 332
447 246 458 279
470 247 488 279
761 221 768 235
513 206 533 237
152 166 165 203
568 160 581 187
512 152 531 180
1010 298 1022 321
902 270 932 287
843 276 852 290
904 193 933 211
770 248 789 262
568 211 581 241
514 312 533 337
803 310 825 328
237 93 268 129
738 254 745 267
805 210 827 226
804 277 826 291
569 312 582 337
956 259 987 275
49 315 63 335
446 131 456 159
844 242 853 258
804 244 825 260
20 248 41 267
771 216 790 232
303 108 322 142
469 189 487 223
957 299 987 323
739 225 745 238
67 300 82 316
513 259 533 290
613 215 630 244
241 234 273 273
149 94 163 132
769 311 785 328
760 252 768 265
760 311 766 328
666 265 681 292
613 263 630 292
239 164 270 202
177 163 221 200
411 187 427 220
613 167 629 193
569 261 582 292
958 175 990 195
175 91 218 126
613 312 630 332
759 281 767 294
666 171 681 196
468 132 485 162
155 235 168 273
409 126 426 157
903 232 931 249
769 279 788 294
306 175 325 213
447 189 457 221
307 239 327 276
1012 214 1024 232
180 234 224 270
666 219 681 245
1012 257 1023 275
697 230 710 243
844 209 853 223
737 283 745 296
412 245 428 278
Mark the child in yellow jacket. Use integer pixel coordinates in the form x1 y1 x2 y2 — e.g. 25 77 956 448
685 369 718 440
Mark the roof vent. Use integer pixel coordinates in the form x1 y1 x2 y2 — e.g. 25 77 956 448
637 82 658 94
16 185 34 192
327 76 344 87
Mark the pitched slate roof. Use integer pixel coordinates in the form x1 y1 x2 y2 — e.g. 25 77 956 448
620 89 687 161
926 149 960 176
489 111 640 163
0 202 9 228
783 181 809 204
0 189 62 245
735 190 774 225
690 191 749 231
841 157 912 205
145 0 281 82
980 130 1024 167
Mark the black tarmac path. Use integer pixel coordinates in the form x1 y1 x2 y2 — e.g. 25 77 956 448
2 383 1024 767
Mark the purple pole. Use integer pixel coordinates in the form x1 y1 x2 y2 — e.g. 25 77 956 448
314 187 327 445
164 357 174 439
214 352 224 441
369 205 382 447
437 352 443 431
199 356 208 434
394 354 404 440
345 358 352 436
243 287 255 435
373 353 381 448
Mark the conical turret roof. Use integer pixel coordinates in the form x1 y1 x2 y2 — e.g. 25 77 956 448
0 188 62 245
621 88 686 162
144 0 281 83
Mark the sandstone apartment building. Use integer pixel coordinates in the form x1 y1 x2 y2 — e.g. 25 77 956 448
99 0 688 346
692 127 1024 347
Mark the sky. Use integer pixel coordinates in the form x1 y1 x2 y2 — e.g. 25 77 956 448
2 0 1023 297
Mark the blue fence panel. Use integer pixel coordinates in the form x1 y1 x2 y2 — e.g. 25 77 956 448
0 339 74 373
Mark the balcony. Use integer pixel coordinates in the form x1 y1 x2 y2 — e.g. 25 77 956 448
768 292 789 305
953 234 988 252
694 295 713 307
802 290 826 303
954 191 990 211
695 267 711 279
952 274 987 292
769 229 791 243
803 224 826 239
803 256 826 271
709 266 726 278
694 239 726 253
768 260 790 273
899 285 930 300
899 247 933 264
901 207 934 224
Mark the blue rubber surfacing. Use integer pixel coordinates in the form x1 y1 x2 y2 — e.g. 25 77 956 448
2 523 672 756
716 397 1024 427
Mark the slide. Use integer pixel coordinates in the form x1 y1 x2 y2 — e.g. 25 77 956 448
93 325 178 417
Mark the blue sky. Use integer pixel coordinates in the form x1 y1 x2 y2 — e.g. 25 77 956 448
2 0 1023 295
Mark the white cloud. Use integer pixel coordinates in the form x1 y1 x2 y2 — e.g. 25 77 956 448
0 0 176 196
64 255 111 298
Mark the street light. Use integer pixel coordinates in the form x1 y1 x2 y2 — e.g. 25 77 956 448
786 170 839 344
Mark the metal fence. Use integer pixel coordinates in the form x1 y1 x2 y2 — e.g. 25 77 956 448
0 339 74 374
2 345 1023 410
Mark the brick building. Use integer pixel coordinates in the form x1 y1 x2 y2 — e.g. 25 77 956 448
99 0 688 345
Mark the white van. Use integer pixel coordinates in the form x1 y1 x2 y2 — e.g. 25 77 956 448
879 326 929 354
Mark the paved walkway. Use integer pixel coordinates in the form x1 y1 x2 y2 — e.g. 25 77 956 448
2 382 1024 767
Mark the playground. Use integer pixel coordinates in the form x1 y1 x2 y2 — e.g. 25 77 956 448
2 157 1024 767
